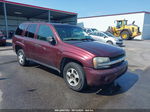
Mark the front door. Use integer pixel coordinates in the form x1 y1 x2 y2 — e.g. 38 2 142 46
34 24 59 67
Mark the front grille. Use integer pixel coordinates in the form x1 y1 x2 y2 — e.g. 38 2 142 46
110 54 125 62
108 54 125 68
110 61 124 68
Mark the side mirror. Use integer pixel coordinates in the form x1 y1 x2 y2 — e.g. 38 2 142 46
47 36 56 45
47 36 53 42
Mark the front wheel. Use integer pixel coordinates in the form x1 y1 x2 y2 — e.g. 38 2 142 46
121 31 130 40
63 62 87 92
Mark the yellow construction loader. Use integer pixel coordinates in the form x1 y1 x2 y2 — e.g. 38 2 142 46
107 20 141 40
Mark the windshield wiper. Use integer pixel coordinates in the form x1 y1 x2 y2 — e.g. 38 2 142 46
80 38 94 41
63 38 94 41
63 38 81 41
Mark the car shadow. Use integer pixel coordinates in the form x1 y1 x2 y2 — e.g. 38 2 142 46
0 77 9 80
82 70 139 95
27 61 139 95
27 61 61 77
36 65 61 77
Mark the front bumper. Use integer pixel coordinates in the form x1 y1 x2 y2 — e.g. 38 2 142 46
84 61 128 86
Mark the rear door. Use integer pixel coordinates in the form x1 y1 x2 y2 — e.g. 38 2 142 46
24 24 38 59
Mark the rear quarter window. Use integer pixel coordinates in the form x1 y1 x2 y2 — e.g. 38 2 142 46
15 24 27 36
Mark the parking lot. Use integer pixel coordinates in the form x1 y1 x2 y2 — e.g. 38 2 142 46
0 40 150 109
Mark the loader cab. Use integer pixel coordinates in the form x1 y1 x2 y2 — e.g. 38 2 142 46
116 20 127 28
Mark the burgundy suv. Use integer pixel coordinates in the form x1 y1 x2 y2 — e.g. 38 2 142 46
13 22 128 92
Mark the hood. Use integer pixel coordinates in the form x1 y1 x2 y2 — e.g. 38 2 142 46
68 41 125 57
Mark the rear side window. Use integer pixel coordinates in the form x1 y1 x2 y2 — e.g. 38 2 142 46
37 24 53 41
25 24 37 38
15 24 27 36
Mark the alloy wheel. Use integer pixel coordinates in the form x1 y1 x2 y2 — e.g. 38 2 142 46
66 68 80 87
18 51 24 65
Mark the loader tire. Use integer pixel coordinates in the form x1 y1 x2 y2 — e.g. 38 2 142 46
121 31 130 40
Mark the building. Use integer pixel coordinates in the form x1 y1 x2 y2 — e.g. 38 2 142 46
78 11 150 40
0 0 77 38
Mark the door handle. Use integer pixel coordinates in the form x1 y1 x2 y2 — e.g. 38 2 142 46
34 43 41 47
42 47 46 50
34 44 46 50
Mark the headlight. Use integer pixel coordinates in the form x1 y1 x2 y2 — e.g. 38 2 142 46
93 57 110 69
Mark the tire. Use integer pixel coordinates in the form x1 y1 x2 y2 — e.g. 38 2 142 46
107 41 113 45
63 62 87 92
17 49 29 66
120 31 130 40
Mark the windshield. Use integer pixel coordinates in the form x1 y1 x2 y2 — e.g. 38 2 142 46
54 25 93 41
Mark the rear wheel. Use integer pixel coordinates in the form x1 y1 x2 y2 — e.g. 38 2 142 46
63 62 87 92
17 49 29 66
121 31 130 40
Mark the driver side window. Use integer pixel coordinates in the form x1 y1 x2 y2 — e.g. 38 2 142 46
37 24 53 41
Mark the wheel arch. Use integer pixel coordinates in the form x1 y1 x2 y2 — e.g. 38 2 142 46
60 57 84 73
15 45 23 54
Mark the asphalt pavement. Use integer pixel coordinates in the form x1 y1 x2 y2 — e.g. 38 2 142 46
0 40 150 109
